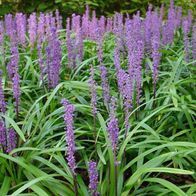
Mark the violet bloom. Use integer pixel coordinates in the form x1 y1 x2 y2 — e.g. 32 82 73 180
81 5 90 38
162 0 176 45
89 66 97 117
5 14 14 39
144 5 153 53
28 13 37 46
46 27 62 88
61 99 76 173
126 13 144 105
88 161 98 196
100 65 110 106
113 13 124 51
37 13 45 43
72 15 83 63
6 128 17 154
0 70 6 113
0 121 6 151
107 97 119 152
15 13 26 46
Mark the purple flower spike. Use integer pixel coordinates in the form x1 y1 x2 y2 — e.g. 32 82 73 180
5 14 14 39
0 70 6 113
15 13 26 46
107 97 119 152
6 128 17 154
46 27 62 88
28 13 37 47
61 99 76 173
88 161 98 196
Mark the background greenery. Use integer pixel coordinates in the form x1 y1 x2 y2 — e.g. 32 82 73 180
0 0 195 18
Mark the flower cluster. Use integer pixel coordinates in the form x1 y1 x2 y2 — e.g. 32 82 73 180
88 161 98 196
61 99 76 173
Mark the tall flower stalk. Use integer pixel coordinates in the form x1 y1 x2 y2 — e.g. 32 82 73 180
61 99 78 195
107 97 119 196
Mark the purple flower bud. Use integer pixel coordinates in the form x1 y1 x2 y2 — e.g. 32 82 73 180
61 99 76 173
0 70 6 113
6 128 17 154
88 161 98 196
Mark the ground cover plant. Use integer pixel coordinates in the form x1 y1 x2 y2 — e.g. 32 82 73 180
0 0 196 195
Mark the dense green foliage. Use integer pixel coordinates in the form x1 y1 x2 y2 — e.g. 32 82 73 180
0 16 196 195
0 0 195 17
